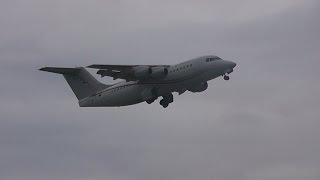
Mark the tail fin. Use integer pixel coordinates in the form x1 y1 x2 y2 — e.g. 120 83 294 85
40 67 109 100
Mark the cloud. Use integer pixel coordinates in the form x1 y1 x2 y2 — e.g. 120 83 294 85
245 165 320 180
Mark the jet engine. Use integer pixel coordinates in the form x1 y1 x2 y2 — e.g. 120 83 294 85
133 66 152 79
150 67 169 79
188 82 208 93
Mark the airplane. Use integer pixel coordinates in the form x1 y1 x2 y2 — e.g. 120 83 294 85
40 55 236 108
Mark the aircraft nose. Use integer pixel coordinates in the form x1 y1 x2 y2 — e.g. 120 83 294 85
231 61 236 68
225 60 236 68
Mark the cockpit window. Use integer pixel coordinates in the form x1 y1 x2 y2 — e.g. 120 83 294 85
206 56 221 62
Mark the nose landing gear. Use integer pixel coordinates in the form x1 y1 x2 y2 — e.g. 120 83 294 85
223 67 234 81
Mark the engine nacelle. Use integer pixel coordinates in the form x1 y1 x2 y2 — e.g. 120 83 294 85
188 82 208 93
133 66 152 79
150 67 168 79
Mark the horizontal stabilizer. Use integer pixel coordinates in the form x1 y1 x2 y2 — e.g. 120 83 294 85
39 67 80 74
40 66 109 100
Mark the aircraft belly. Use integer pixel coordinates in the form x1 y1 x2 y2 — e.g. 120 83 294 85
100 85 144 106
157 70 220 95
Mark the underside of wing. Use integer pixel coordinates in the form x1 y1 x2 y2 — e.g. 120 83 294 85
96 69 136 81
87 64 170 81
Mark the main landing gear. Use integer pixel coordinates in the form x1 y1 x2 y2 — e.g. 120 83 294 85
146 97 157 104
146 88 159 104
160 94 174 108
146 93 174 108
223 75 230 81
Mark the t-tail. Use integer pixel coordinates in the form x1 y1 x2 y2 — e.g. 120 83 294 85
39 67 109 105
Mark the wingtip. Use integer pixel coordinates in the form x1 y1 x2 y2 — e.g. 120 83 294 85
37 67 80 74
87 64 107 69
39 67 48 71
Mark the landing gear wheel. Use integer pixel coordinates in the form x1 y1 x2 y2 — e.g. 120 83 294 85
162 103 169 108
159 93 174 108
146 96 158 104
160 99 169 108
165 94 174 103
224 75 230 81
146 99 154 104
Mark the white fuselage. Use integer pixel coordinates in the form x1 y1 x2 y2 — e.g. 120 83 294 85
79 56 236 107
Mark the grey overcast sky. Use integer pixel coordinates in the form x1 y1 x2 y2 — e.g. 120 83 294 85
1 0 320 179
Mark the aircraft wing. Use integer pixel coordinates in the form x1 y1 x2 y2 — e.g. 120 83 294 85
87 64 170 81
